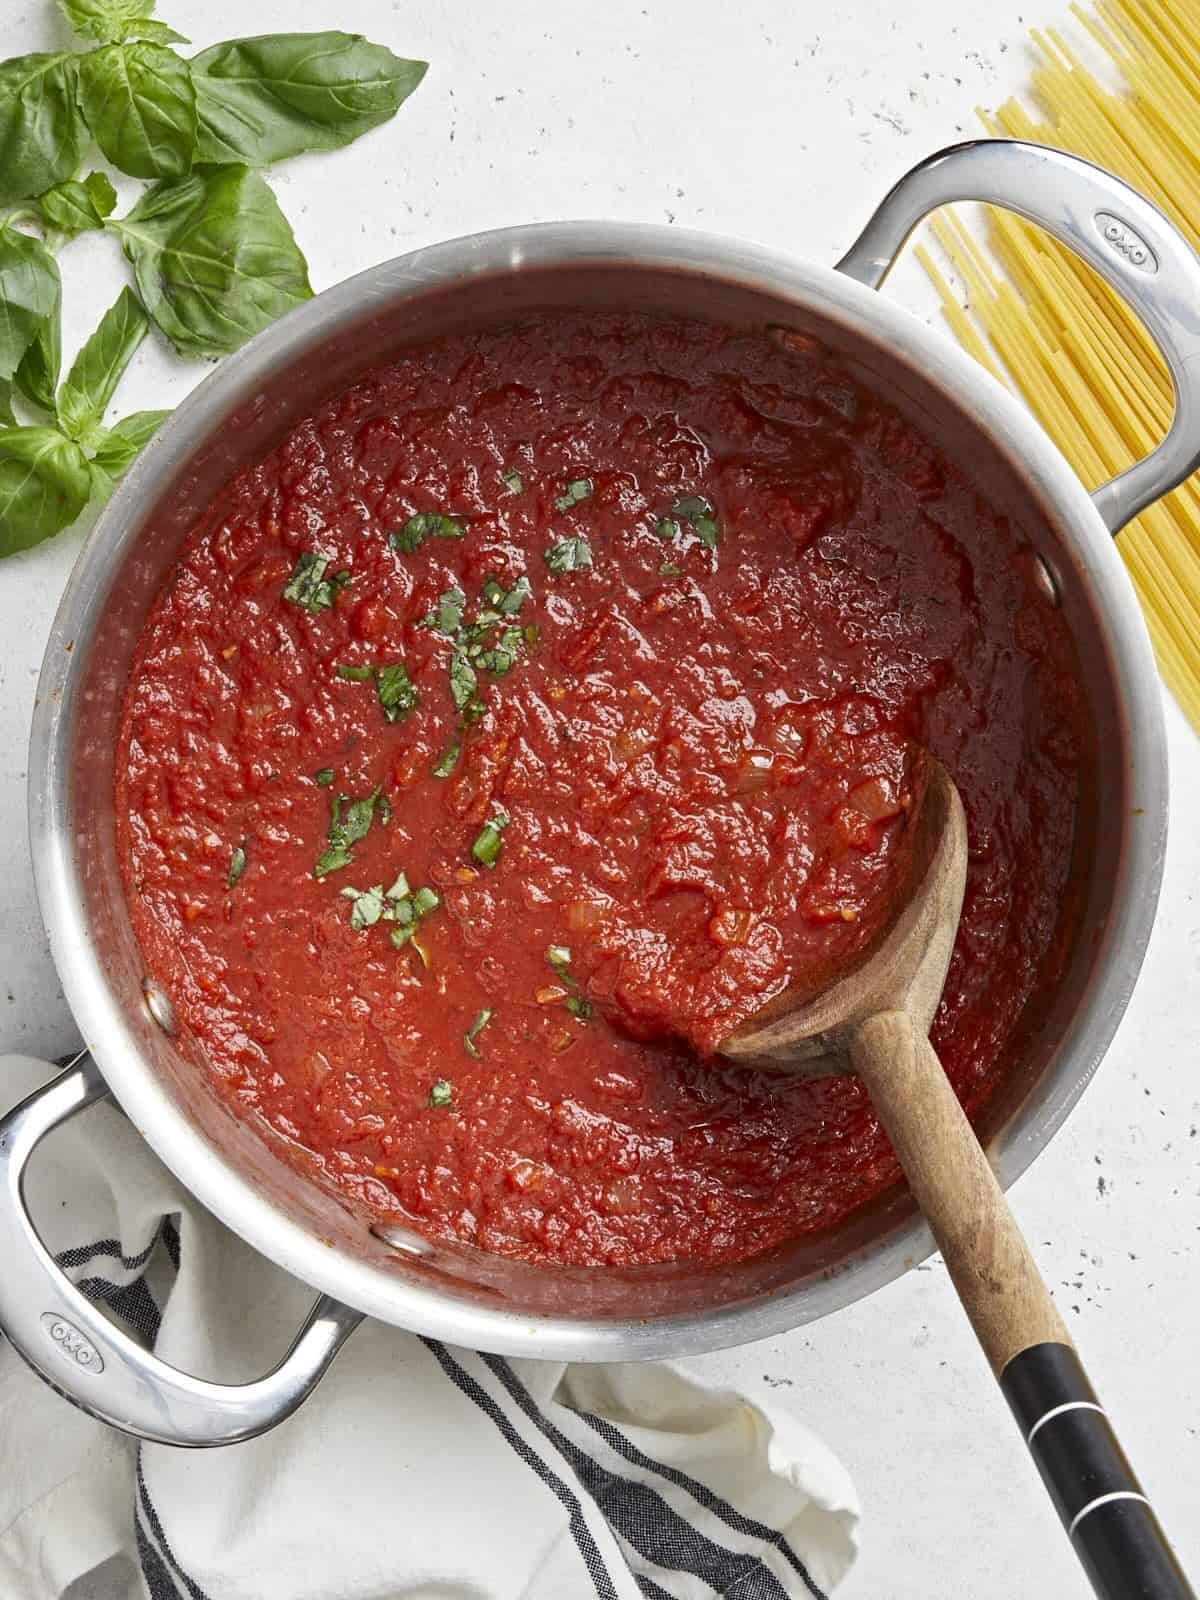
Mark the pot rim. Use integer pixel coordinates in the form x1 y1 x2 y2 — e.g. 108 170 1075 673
28 219 1169 1360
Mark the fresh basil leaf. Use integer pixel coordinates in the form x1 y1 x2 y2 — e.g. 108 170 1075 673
376 662 418 723
0 381 14 427
554 476 592 513
432 739 460 778
314 768 334 786
33 171 118 242
389 511 464 554
545 536 592 574
227 844 246 886
0 427 91 557
284 551 350 612
464 1007 493 1058
191 33 427 165
418 584 465 635
428 1078 452 1107
56 288 149 443
111 165 313 357
132 20 190 45
77 41 196 180
448 651 476 712
0 225 60 384
58 0 160 41
88 407 171 475
13 294 61 414
659 560 682 577
655 517 679 541
336 662 373 681
0 55 86 208
470 811 508 869
500 467 524 494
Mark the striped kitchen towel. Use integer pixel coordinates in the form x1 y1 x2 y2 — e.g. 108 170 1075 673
0 1055 859 1600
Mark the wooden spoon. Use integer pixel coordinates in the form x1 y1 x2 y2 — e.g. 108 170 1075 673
723 755 1192 1600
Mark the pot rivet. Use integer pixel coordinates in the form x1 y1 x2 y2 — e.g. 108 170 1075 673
370 1223 432 1258
1030 551 1060 606
142 980 177 1036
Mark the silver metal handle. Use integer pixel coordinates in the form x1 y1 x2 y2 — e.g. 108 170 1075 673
836 138 1200 534
0 1055 363 1447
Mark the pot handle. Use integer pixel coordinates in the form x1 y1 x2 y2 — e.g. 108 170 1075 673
835 137 1200 534
0 1054 363 1447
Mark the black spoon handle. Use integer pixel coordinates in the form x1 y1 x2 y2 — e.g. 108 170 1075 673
1002 1342 1193 1599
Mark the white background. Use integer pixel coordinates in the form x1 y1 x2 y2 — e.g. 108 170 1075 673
2 1 1198 1596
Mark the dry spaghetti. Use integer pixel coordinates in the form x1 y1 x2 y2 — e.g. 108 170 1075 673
918 0 1200 729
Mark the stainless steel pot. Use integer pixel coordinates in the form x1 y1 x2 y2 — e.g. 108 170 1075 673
0 140 1186 1447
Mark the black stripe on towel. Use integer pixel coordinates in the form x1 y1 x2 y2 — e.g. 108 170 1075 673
74 1273 161 1343
135 1513 185 1600
578 1407 828 1600
635 1576 681 1600
422 1339 621 1600
56 1236 158 1273
137 1452 212 1600
482 1354 799 1600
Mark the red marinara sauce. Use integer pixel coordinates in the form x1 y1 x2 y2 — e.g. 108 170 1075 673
116 313 1086 1268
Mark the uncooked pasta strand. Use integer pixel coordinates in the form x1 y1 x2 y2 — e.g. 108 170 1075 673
918 0 1200 729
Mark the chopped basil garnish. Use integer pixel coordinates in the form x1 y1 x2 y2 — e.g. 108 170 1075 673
669 494 720 549
473 624 524 675
411 885 439 917
227 845 246 887
432 738 461 778
554 477 592 512
659 561 682 577
480 573 532 614
341 882 386 930
428 1079 453 1107
501 467 524 494
655 517 680 541
449 651 477 711
340 870 439 943
464 1007 494 1058
545 536 593 575
284 552 352 613
419 585 467 636
314 785 381 878
471 812 509 869
338 661 419 722
376 662 418 723
315 768 335 786
389 511 465 554
419 575 535 717
546 944 593 1021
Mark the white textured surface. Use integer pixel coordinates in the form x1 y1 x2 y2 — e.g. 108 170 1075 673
0 1 1197 1595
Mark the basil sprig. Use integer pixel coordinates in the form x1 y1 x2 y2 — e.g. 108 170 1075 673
111 165 313 357
191 34 426 166
0 1 429 558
